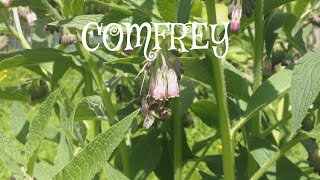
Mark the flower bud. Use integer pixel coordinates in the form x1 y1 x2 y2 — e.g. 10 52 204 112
59 28 77 44
228 0 242 32
308 149 320 175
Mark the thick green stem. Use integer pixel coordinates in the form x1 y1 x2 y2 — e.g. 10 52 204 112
251 0 264 136
250 134 308 180
204 1 235 179
172 98 182 180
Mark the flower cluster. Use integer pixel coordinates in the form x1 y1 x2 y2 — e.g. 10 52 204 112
1 0 12 7
138 51 183 128
308 149 320 175
148 54 181 101
17 6 37 27
59 28 77 44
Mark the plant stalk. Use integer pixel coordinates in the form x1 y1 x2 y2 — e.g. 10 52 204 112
204 0 235 179
250 134 308 180
251 0 264 136
172 97 182 180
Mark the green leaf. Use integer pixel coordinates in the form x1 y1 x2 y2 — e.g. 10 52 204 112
0 130 23 164
0 48 73 70
191 100 219 128
52 59 72 90
242 67 293 121
105 163 129 180
0 86 29 101
71 0 84 16
74 95 108 121
131 129 162 179
177 0 193 23
265 13 293 57
157 0 176 22
53 136 72 174
11 102 27 137
249 137 307 180
294 0 310 17
291 49 320 136
237 0 296 33
203 155 223 177
53 109 140 180
0 150 24 179
26 86 63 159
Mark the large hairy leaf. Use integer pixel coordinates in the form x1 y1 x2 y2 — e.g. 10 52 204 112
26 86 63 159
249 137 307 180
237 67 292 124
0 48 73 70
0 130 23 164
291 49 320 136
53 109 140 180
74 95 108 121
105 163 129 180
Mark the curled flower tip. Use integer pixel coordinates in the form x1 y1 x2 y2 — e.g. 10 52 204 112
26 12 37 27
167 69 179 98
2 0 12 7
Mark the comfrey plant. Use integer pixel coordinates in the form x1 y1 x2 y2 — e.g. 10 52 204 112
0 0 320 180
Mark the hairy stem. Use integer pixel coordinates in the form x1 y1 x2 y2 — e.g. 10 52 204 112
250 134 308 180
172 98 182 180
4 9 31 49
204 0 235 179
251 0 264 136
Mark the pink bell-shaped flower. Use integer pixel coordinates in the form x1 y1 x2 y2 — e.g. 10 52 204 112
230 7 242 32
152 68 168 100
26 12 37 27
167 69 179 98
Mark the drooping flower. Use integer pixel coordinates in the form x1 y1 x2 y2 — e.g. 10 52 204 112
167 68 179 98
228 0 242 32
308 149 320 175
26 12 37 27
1 0 12 7
152 67 168 101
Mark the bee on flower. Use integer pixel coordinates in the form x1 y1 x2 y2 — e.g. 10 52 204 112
138 50 183 128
